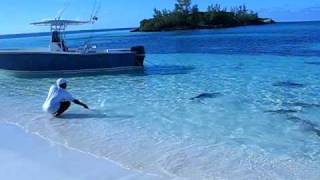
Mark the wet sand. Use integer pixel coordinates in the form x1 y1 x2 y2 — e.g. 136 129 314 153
0 123 165 180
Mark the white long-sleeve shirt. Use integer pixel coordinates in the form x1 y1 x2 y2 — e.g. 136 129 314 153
42 85 75 114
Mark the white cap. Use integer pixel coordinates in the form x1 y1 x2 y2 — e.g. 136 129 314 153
56 78 67 87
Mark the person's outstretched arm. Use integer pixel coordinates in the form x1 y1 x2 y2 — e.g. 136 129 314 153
73 99 89 109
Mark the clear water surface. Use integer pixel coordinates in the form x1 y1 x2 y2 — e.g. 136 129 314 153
1 22 320 179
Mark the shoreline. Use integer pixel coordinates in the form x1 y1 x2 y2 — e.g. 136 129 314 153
131 20 275 32
0 122 165 180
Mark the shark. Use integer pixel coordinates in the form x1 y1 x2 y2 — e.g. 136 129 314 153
190 92 223 101
287 116 320 137
305 61 320 65
273 81 305 88
283 102 320 108
264 109 300 114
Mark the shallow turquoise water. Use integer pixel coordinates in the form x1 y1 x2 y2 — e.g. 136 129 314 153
1 22 320 179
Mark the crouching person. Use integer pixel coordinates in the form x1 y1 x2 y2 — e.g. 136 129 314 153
43 78 89 117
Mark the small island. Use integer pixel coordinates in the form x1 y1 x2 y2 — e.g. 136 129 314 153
134 0 275 32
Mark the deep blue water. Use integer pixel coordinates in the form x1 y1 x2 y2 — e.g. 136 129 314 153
2 22 320 57
75 21 320 56
1 22 320 179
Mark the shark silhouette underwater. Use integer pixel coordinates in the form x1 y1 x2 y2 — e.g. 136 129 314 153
190 92 223 101
272 81 305 88
265 101 320 137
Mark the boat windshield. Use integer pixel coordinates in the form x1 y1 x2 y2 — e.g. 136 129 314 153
52 31 61 43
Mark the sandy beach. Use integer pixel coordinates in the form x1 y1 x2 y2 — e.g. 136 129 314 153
0 123 165 180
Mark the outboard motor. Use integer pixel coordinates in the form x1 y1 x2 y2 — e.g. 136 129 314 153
131 46 145 66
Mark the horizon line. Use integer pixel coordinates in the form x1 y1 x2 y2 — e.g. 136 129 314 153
0 27 135 39
0 20 319 38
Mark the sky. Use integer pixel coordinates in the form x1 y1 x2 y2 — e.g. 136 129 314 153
0 0 320 35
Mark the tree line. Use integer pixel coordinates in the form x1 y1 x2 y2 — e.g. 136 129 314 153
139 0 273 32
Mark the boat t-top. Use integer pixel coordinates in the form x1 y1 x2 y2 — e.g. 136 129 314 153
0 18 145 76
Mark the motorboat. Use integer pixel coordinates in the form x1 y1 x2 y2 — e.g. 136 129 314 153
0 19 145 76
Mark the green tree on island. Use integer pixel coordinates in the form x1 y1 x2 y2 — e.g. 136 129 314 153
174 0 192 14
138 0 274 32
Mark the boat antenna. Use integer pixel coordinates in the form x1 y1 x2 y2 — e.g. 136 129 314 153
55 1 70 20
90 0 97 20
83 0 101 48
89 0 100 23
